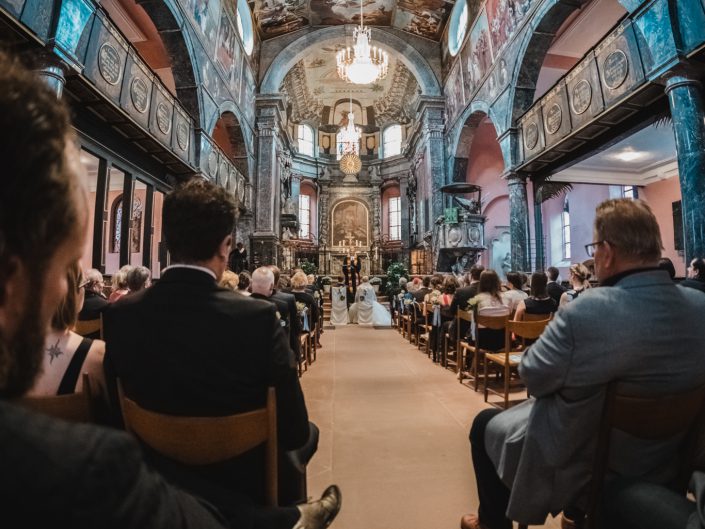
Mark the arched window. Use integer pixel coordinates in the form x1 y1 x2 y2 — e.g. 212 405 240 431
111 195 123 253
448 0 468 56
297 124 315 157
562 197 571 260
235 0 254 56
382 124 402 158
389 196 401 240
299 194 311 239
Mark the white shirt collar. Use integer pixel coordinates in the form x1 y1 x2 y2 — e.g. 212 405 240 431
163 264 217 280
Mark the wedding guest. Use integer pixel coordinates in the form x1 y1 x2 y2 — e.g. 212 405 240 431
109 264 132 302
126 265 151 294
513 271 557 321
658 257 676 280
468 270 510 352
681 257 705 293
501 272 528 314
559 263 591 307
219 270 239 291
229 241 248 273
78 268 109 321
291 272 319 333
237 270 252 296
546 266 567 305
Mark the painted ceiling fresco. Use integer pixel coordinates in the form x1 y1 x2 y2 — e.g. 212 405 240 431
281 40 419 127
253 0 456 40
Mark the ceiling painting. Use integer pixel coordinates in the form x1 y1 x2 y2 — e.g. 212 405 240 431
252 0 456 41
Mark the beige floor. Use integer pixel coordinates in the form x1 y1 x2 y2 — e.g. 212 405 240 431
301 325 560 529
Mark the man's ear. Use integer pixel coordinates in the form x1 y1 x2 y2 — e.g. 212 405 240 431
218 235 233 260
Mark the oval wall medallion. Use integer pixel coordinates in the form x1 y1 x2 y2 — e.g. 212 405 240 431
545 104 563 135
602 49 629 90
524 122 539 150
98 43 122 85
176 120 189 151
130 77 149 113
571 79 592 115
448 227 462 247
156 102 172 135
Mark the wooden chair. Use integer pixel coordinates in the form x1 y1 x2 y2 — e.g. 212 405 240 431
118 382 279 507
457 309 474 379
298 333 309 376
443 320 458 371
461 310 510 391
484 318 550 409
74 316 102 338
418 302 435 357
16 373 94 423
584 381 705 529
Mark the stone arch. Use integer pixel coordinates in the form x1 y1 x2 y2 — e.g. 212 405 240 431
210 102 250 178
446 101 505 184
506 0 591 126
137 0 202 125
261 26 441 96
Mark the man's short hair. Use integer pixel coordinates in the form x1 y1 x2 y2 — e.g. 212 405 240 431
0 51 79 283
469 264 485 281
126 266 150 291
594 199 662 263
422 276 431 288
691 258 705 278
251 267 274 295
658 258 676 280
163 179 236 263
546 266 560 281
506 272 522 290
52 261 82 331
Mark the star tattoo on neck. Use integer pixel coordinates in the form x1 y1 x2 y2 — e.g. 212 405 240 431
47 339 63 364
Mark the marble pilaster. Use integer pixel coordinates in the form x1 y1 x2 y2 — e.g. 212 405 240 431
417 97 446 224
506 173 531 272
253 95 285 264
665 72 705 264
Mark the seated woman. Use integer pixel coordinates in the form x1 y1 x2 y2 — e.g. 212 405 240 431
291 271 319 334
560 263 592 307
27 261 106 400
514 271 557 321
237 271 252 296
502 272 528 315
468 269 510 352
219 270 239 291
108 264 132 302
350 276 391 327
330 276 349 326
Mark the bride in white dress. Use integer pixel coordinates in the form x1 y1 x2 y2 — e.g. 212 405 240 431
349 277 392 327
329 282 349 325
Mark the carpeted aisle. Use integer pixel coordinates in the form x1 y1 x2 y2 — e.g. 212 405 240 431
301 325 560 529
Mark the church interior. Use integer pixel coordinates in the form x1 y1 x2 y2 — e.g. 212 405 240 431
2 0 705 527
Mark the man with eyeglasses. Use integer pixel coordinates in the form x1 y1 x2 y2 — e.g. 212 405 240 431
461 198 705 529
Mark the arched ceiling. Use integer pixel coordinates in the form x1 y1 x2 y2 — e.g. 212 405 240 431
253 0 456 41
280 40 420 130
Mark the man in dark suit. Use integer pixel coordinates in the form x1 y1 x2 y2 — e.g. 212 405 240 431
0 52 234 529
447 265 484 341
104 180 339 524
546 266 567 305
269 264 302 361
413 275 432 303
681 257 705 293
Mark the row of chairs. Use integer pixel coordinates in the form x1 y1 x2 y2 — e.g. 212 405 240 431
297 306 320 376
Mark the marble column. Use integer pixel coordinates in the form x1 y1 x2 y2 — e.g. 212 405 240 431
665 72 705 264
506 173 530 272
417 97 446 224
253 95 285 266
35 61 66 98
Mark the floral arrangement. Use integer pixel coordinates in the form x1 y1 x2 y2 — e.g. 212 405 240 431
295 301 307 315
321 276 332 285
300 259 318 276
385 261 409 298
369 276 382 285
428 289 442 306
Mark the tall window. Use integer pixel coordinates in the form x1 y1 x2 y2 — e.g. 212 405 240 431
622 185 637 199
299 194 310 238
448 0 468 56
297 124 315 157
562 198 571 260
235 0 254 55
389 196 401 240
383 124 402 158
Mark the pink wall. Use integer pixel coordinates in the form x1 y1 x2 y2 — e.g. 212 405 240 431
640 176 685 276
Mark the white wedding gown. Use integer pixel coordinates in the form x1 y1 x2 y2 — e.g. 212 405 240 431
350 283 392 327
329 285 349 325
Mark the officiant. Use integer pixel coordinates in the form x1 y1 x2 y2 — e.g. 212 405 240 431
342 252 362 306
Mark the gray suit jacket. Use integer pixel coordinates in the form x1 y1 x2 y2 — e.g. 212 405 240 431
485 270 705 524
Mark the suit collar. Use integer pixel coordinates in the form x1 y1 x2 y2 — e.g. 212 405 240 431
158 267 218 286
601 268 669 288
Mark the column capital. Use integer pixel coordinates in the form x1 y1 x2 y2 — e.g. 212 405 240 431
502 171 527 184
663 68 703 94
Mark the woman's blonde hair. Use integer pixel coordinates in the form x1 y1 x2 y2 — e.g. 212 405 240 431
219 270 239 291
291 271 308 289
569 263 591 286
111 265 132 290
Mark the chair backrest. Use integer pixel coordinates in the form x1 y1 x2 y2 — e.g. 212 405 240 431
506 318 550 341
118 381 279 506
475 312 509 330
16 373 94 423
586 381 705 527
521 312 553 322
74 316 102 338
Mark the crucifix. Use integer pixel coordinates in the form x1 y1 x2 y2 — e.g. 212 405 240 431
345 234 357 248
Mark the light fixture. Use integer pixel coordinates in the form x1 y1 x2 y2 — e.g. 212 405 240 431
336 2 389 85
613 149 646 162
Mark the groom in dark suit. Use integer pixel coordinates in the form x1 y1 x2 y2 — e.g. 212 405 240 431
104 179 336 519
342 252 362 306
